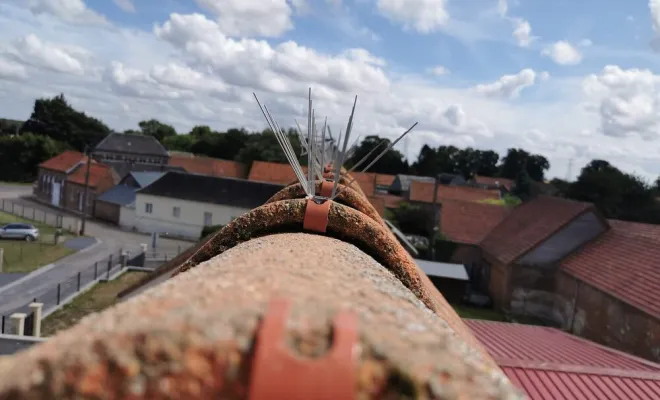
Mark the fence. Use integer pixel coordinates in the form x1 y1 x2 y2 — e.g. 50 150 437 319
0 249 143 336
0 199 80 234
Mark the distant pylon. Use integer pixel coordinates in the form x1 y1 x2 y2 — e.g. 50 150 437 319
566 158 574 181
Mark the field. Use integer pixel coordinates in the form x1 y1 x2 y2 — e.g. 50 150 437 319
0 211 76 273
41 271 149 336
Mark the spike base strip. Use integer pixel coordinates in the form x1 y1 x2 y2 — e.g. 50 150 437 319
172 199 438 313
267 181 384 227
249 298 358 400
0 233 522 399
320 179 334 197
303 199 331 233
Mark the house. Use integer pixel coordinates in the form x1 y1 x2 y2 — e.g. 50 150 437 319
248 160 308 185
409 180 501 204
479 196 606 317
133 171 285 239
557 219 660 362
94 172 164 226
93 133 172 179
465 319 660 399
168 154 248 179
34 151 89 207
389 174 435 195
473 175 514 192
63 163 119 216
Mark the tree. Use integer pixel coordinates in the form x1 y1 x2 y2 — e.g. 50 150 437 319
236 129 303 165
20 94 110 151
346 135 408 175
474 150 499 177
0 133 67 182
499 148 549 182
190 125 213 138
162 134 195 152
137 119 177 141
512 169 533 201
411 145 439 176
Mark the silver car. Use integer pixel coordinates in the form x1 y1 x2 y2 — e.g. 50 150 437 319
0 223 40 241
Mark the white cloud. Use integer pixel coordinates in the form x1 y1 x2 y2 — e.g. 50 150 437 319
376 0 449 34
27 0 108 25
472 68 537 99
539 71 550 81
5 34 88 75
0 58 28 80
512 18 534 47
497 0 508 17
583 65 660 141
430 65 450 76
341 48 386 66
542 41 582 65
443 104 465 126
578 38 592 47
113 0 136 13
194 0 295 37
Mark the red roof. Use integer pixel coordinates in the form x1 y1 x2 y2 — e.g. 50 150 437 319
366 195 385 216
350 171 376 196
465 319 660 399
248 161 307 185
561 220 660 319
480 196 594 264
66 163 115 188
409 180 501 203
440 200 511 244
169 155 247 179
475 175 514 191
39 151 87 172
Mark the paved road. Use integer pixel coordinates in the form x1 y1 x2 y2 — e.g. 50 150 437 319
0 184 32 200
0 195 191 316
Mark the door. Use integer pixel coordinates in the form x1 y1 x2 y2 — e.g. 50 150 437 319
51 181 61 207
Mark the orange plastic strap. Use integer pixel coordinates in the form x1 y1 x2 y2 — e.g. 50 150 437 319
249 298 358 400
303 198 331 233
320 180 334 197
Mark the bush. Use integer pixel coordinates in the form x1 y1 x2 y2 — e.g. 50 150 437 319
200 224 224 239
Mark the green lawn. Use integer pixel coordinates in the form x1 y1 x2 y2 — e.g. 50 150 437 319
0 181 33 186
42 271 150 337
0 211 77 273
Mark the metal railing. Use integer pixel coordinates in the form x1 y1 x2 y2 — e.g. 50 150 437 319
0 199 79 234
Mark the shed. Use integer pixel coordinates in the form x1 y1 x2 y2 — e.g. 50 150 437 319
415 259 469 304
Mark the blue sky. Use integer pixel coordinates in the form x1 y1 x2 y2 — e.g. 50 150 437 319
1 0 660 181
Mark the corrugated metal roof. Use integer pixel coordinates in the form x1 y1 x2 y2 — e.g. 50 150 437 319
415 259 469 281
502 366 660 400
465 320 660 400
465 319 660 371
96 184 137 206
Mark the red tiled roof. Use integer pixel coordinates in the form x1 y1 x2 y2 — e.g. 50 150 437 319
39 151 87 172
248 161 308 185
66 163 115 188
441 200 511 244
480 196 594 264
465 319 660 371
409 180 501 203
475 175 514 191
350 171 376 196
366 195 386 216
466 319 660 400
561 220 660 319
376 173 396 186
169 155 247 179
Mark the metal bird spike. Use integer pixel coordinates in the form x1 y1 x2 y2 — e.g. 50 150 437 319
331 95 358 198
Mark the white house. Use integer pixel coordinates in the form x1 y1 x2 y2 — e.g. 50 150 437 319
132 171 284 239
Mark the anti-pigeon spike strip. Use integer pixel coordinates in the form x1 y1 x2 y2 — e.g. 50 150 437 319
262 103 307 192
332 95 358 198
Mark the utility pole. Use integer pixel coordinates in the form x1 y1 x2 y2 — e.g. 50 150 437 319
79 145 92 236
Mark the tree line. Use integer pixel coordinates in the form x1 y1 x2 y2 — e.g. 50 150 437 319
1 94 659 225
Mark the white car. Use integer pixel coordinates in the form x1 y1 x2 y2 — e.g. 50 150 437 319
0 223 40 241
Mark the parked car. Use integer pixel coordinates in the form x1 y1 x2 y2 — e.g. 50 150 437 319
0 223 40 241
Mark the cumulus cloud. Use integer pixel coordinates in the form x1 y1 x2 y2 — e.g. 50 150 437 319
472 69 537 99
376 0 449 34
583 65 660 141
113 0 135 13
194 0 295 37
0 58 28 80
27 0 108 25
512 18 534 47
5 34 88 75
542 41 582 65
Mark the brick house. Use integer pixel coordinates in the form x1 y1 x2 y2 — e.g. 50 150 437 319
34 151 89 207
409 180 502 204
63 163 118 216
168 154 248 179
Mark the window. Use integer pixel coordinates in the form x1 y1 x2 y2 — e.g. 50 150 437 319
172 206 180 218
145 203 153 214
203 212 212 226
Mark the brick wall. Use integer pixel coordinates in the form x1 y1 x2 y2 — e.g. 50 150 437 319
556 271 660 362
63 182 96 216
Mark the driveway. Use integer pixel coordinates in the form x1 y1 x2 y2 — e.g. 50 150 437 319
0 196 192 317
